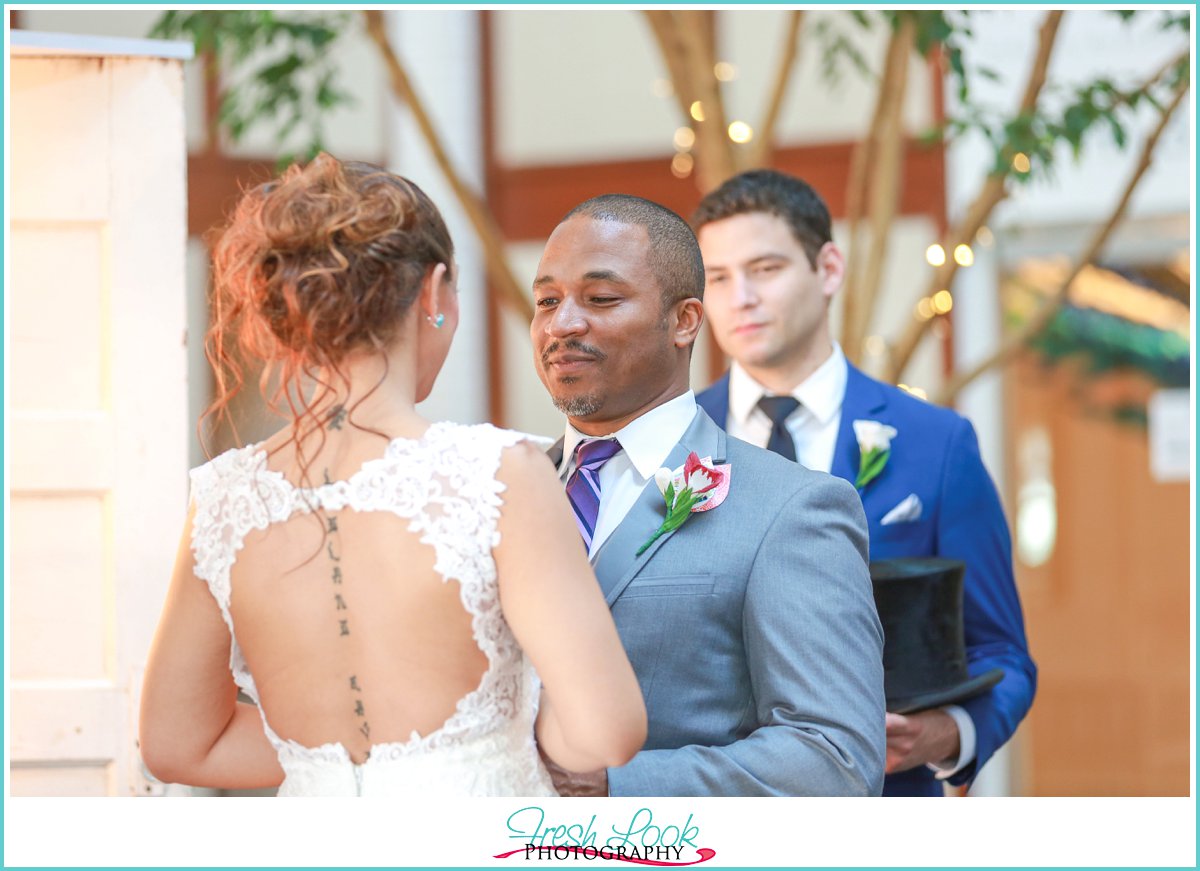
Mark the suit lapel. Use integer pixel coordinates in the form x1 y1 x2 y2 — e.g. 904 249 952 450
831 363 888 485
591 409 726 606
547 437 565 470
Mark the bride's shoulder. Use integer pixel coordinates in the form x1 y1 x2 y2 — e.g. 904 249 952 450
188 442 266 495
435 421 555 454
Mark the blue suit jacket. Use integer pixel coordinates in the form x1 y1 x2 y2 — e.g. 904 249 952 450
697 364 1036 796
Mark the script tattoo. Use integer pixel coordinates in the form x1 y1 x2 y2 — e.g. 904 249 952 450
324 505 371 746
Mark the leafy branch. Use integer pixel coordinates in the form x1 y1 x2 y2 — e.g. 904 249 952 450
151 10 354 164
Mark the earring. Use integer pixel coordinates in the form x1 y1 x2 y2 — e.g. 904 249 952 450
427 312 445 329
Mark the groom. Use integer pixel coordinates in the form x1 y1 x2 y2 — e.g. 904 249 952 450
530 194 885 796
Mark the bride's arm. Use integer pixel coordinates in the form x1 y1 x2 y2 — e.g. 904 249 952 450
493 441 647 774
139 510 285 790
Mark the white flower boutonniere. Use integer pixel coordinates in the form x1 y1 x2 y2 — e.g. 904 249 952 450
637 452 731 556
852 419 897 490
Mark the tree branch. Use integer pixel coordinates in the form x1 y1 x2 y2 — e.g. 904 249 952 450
748 11 805 168
643 10 696 120
935 72 1188 405
361 10 532 321
842 15 915 362
885 9 1064 382
673 10 737 190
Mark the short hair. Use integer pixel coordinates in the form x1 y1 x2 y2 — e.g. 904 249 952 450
691 169 832 268
563 194 705 306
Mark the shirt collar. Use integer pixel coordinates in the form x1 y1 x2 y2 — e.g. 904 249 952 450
729 343 847 427
561 391 697 479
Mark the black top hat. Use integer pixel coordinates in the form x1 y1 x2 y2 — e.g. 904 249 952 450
870 557 1004 714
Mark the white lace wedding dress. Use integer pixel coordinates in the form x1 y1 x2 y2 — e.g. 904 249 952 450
188 422 558 797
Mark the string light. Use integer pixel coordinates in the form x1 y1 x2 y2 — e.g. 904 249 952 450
714 61 738 81
1012 152 1031 173
671 152 694 179
673 127 696 150
975 226 994 247
932 290 954 314
690 101 706 122
916 297 935 320
925 244 946 267
727 121 754 144
863 335 886 357
954 244 975 267
902 385 928 400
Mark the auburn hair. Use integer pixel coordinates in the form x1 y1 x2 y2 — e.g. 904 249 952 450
203 153 453 476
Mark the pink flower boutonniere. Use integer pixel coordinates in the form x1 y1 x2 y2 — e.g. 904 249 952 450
636 452 731 556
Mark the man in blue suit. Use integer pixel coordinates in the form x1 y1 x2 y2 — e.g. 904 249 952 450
692 170 1036 797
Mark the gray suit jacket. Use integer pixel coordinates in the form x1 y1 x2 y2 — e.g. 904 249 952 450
551 408 885 796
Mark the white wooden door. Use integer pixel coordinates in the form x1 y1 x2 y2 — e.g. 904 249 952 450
9 48 189 796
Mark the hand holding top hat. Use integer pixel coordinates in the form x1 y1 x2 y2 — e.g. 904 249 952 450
870 558 1003 714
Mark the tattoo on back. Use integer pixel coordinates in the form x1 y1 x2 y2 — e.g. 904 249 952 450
328 405 347 430
324 507 372 745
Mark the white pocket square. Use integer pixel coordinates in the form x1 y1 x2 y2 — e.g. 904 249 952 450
880 494 923 526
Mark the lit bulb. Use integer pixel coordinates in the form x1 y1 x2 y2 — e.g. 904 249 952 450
1012 152 1031 173
689 101 706 122
975 226 994 247
673 126 696 150
925 244 946 267
916 298 935 320
863 335 886 357
714 61 738 81
727 121 753 144
954 244 974 267
932 290 954 314
671 152 694 179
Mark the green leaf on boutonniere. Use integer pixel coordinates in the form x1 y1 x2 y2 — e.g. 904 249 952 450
636 486 699 556
856 447 890 490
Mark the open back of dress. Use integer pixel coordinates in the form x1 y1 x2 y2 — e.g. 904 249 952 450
188 422 556 796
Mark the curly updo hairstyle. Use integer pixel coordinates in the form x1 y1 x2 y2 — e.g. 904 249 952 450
204 153 453 462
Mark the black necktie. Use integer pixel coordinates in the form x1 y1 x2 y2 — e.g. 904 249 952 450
757 396 801 461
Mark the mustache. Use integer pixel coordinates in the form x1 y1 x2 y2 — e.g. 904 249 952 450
541 339 608 365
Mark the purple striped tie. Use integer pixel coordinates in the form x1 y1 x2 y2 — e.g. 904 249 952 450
565 438 623 549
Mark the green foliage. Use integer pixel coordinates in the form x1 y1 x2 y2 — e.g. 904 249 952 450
811 12 874 88
1018 302 1190 389
811 10 1188 189
1021 300 1189 428
150 10 354 164
988 48 1187 182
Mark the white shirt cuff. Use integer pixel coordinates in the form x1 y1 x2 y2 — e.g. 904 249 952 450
927 704 976 780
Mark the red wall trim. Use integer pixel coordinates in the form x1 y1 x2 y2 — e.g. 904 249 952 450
490 140 946 243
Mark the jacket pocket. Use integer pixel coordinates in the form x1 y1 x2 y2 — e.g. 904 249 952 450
621 573 716 598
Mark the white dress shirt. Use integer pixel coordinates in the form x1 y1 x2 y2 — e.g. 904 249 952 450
724 345 976 780
558 391 697 560
726 344 847 473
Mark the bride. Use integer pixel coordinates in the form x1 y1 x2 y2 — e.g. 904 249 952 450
139 154 646 796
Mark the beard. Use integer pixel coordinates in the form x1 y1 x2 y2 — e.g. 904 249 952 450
551 388 603 417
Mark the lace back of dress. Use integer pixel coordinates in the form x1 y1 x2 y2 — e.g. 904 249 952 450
187 423 540 765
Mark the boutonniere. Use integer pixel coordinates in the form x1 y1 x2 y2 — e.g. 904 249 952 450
636 452 731 556
852 419 897 490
